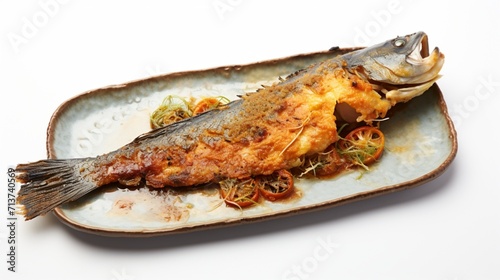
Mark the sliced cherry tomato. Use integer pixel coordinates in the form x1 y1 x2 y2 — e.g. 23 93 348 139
338 126 385 166
192 97 229 115
257 170 294 201
313 145 348 177
219 177 260 208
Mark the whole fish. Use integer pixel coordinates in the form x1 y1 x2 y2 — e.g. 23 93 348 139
16 32 444 220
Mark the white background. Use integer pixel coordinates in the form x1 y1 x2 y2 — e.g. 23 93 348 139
1 1 499 279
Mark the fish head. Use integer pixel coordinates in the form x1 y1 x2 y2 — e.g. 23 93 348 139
347 31 444 104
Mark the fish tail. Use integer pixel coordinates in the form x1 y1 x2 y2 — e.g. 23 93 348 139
16 158 99 220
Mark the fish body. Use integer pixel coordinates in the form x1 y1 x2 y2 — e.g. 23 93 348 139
16 32 444 220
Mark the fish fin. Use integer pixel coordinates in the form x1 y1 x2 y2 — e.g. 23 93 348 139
16 158 98 220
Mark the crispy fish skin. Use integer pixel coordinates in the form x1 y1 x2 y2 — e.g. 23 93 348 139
16 32 444 220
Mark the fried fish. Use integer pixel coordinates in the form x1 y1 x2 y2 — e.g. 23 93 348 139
16 32 444 220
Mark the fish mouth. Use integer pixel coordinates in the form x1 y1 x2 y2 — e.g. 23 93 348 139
382 33 445 104
406 33 439 67
407 33 429 63
404 33 444 83
369 32 444 86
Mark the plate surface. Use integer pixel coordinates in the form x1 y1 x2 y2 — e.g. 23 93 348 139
46 49 457 236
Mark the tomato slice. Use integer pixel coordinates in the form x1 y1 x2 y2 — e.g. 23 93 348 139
338 126 385 166
192 97 229 115
257 170 294 201
219 177 260 208
312 145 348 177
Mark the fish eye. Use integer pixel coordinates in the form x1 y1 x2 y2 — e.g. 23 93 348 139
393 38 406 47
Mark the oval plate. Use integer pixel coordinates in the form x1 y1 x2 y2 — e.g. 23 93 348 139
47 48 457 236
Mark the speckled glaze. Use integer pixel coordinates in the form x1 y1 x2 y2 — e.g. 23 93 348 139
46 49 457 236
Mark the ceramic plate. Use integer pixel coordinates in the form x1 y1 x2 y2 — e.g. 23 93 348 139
46 48 457 236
